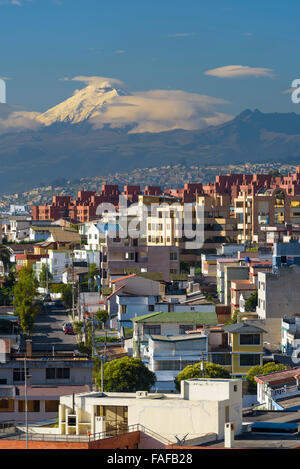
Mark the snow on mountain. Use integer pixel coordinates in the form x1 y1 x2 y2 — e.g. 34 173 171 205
38 81 128 126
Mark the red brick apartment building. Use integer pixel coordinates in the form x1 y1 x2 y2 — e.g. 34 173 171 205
31 167 300 226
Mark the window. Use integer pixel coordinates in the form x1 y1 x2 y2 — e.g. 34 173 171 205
239 354 261 367
13 369 25 382
239 334 260 345
170 252 178 261
144 325 161 335
148 305 155 312
0 399 14 412
18 400 40 413
45 400 59 413
46 368 70 380
179 325 194 334
120 305 127 315
0 379 7 385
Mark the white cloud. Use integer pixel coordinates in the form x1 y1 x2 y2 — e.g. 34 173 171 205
71 75 125 89
205 65 274 78
89 88 232 133
0 0 22 5
0 109 43 134
0 76 233 134
168 33 195 38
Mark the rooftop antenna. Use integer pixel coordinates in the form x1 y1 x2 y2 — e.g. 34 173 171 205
174 434 189 446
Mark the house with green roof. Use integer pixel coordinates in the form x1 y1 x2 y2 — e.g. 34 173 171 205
132 310 218 358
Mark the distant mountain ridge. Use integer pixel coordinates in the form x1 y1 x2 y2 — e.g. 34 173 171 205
1 107 300 194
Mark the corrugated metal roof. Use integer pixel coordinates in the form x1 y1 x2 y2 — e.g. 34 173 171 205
132 310 218 325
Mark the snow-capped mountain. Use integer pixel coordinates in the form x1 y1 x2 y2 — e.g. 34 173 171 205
38 82 128 126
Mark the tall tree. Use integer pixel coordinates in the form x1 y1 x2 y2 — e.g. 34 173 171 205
96 356 156 392
95 310 109 329
13 266 39 336
39 264 53 290
0 245 11 275
89 263 99 292
174 361 231 391
245 291 258 312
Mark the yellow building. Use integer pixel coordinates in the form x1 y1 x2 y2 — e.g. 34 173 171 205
223 322 266 376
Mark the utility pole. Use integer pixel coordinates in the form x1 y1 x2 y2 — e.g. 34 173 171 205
77 281 80 322
91 320 95 359
101 356 104 392
24 339 32 450
71 252 75 321
24 355 28 449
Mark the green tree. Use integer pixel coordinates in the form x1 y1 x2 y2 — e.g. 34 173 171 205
245 291 258 312
0 245 11 275
95 310 109 329
246 362 288 392
39 264 53 290
174 361 231 391
61 284 73 309
0 267 16 305
224 311 238 326
89 263 99 292
74 321 84 341
96 356 156 392
13 266 39 336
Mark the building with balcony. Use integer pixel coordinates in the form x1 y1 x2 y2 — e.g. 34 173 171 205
132 310 218 359
55 378 243 442
255 367 300 410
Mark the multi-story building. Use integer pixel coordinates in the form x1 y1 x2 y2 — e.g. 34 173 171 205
145 333 208 391
0 340 93 424
223 322 266 376
55 378 243 442
132 310 218 358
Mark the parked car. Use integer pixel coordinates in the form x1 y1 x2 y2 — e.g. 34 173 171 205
64 325 75 335
62 322 73 332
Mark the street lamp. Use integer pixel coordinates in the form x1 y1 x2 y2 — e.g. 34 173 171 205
24 339 32 449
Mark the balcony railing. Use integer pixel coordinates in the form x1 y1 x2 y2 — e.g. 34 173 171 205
267 384 300 399
11 424 172 445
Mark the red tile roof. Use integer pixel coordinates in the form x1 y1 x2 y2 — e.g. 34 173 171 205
255 368 300 386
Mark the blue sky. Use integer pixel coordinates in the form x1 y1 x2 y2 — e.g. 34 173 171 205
0 0 299 116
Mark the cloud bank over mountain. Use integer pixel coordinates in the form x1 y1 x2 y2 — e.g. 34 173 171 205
0 75 232 134
0 105 42 135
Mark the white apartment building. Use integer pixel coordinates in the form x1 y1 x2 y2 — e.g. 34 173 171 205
56 378 243 442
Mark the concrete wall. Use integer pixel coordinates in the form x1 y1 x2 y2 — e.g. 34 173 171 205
257 267 300 319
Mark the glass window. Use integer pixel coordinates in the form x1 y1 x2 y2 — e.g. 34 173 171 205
13 369 25 382
45 400 59 413
239 334 260 345
239 354 261 367
144 325 161 335
0 399 14 412
46 368 70 380
18 400 40 412
179 325 194 334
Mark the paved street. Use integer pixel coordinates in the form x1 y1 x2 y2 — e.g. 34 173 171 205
20 302 78 353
